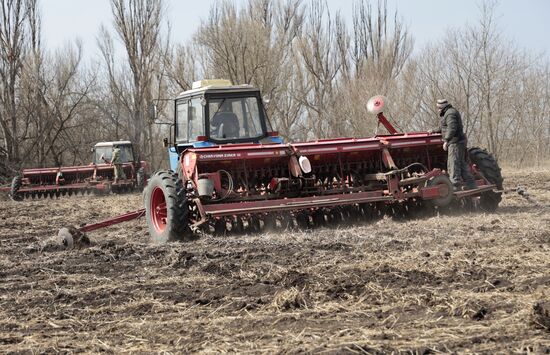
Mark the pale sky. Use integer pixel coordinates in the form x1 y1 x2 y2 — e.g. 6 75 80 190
41 0 550 59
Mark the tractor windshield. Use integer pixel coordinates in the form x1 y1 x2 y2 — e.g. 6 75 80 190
118 145 135 162
94 145 134 164
209 97 264 141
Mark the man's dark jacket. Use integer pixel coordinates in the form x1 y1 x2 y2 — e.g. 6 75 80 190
440 105 466 143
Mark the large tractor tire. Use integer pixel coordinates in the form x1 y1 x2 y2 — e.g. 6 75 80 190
9 175 23 201
143 170 192 243
468 147 503 212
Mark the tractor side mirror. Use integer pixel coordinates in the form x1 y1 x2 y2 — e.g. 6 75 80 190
163 138 169 147
148 103 158 122
90 147 95 152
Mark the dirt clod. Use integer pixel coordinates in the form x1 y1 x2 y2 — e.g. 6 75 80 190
269 287 310 311
472 307 488 320
533 301 550 330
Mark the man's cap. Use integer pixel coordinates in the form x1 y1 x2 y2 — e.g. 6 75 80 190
437 99 449 109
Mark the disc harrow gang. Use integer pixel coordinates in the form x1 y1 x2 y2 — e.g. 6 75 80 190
192 190 486 237
57 190 486 250
9 180 138 200
8 165 147 201
4 141 149 201
202 204 382 236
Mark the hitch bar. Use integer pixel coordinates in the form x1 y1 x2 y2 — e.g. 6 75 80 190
58 208 146 249
79 209 146 232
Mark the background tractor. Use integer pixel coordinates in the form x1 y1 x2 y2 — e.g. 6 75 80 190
7 141 149 200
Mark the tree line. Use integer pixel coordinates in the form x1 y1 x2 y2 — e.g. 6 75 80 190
1 0 548 182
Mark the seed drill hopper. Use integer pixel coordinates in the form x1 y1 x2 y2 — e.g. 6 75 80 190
58 80 503 245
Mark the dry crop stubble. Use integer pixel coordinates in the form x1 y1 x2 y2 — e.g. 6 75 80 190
0 168 549 353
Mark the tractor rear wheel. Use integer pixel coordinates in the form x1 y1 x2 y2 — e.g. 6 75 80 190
144 170 192 243
10 175 23 201
468 147 503 212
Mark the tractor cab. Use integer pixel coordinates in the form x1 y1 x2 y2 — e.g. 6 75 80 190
166 79 283 171
92 141 135 165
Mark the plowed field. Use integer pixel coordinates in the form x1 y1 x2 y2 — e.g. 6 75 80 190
1 168 549 353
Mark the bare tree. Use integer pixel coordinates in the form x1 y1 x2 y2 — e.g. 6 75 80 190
19 0 46 164
507 63 550 167
0 0 29 164
1 0 548 173
98 0 166 167
470 1 527 160
40 43 93 165
292 1 346 138
332 0 413 136
349 0 412 83
407 1 530 161
164 43 196 93
195 0 304 139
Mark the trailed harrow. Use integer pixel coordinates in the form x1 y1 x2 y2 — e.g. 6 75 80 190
5 141 148 200
8 164 140 200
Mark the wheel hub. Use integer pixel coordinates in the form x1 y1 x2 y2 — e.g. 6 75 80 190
151 186 167 233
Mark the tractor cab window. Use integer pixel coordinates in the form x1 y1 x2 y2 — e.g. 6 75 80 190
189 98 204 141
118 145 135 162
94 145 134 164
176 101 188 141
94 147 112 164
209 97 264 141
176 98 205 142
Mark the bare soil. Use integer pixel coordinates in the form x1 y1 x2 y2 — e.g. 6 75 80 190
0 168 549 353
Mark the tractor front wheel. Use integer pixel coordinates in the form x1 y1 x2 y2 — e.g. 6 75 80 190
143 170 192 243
